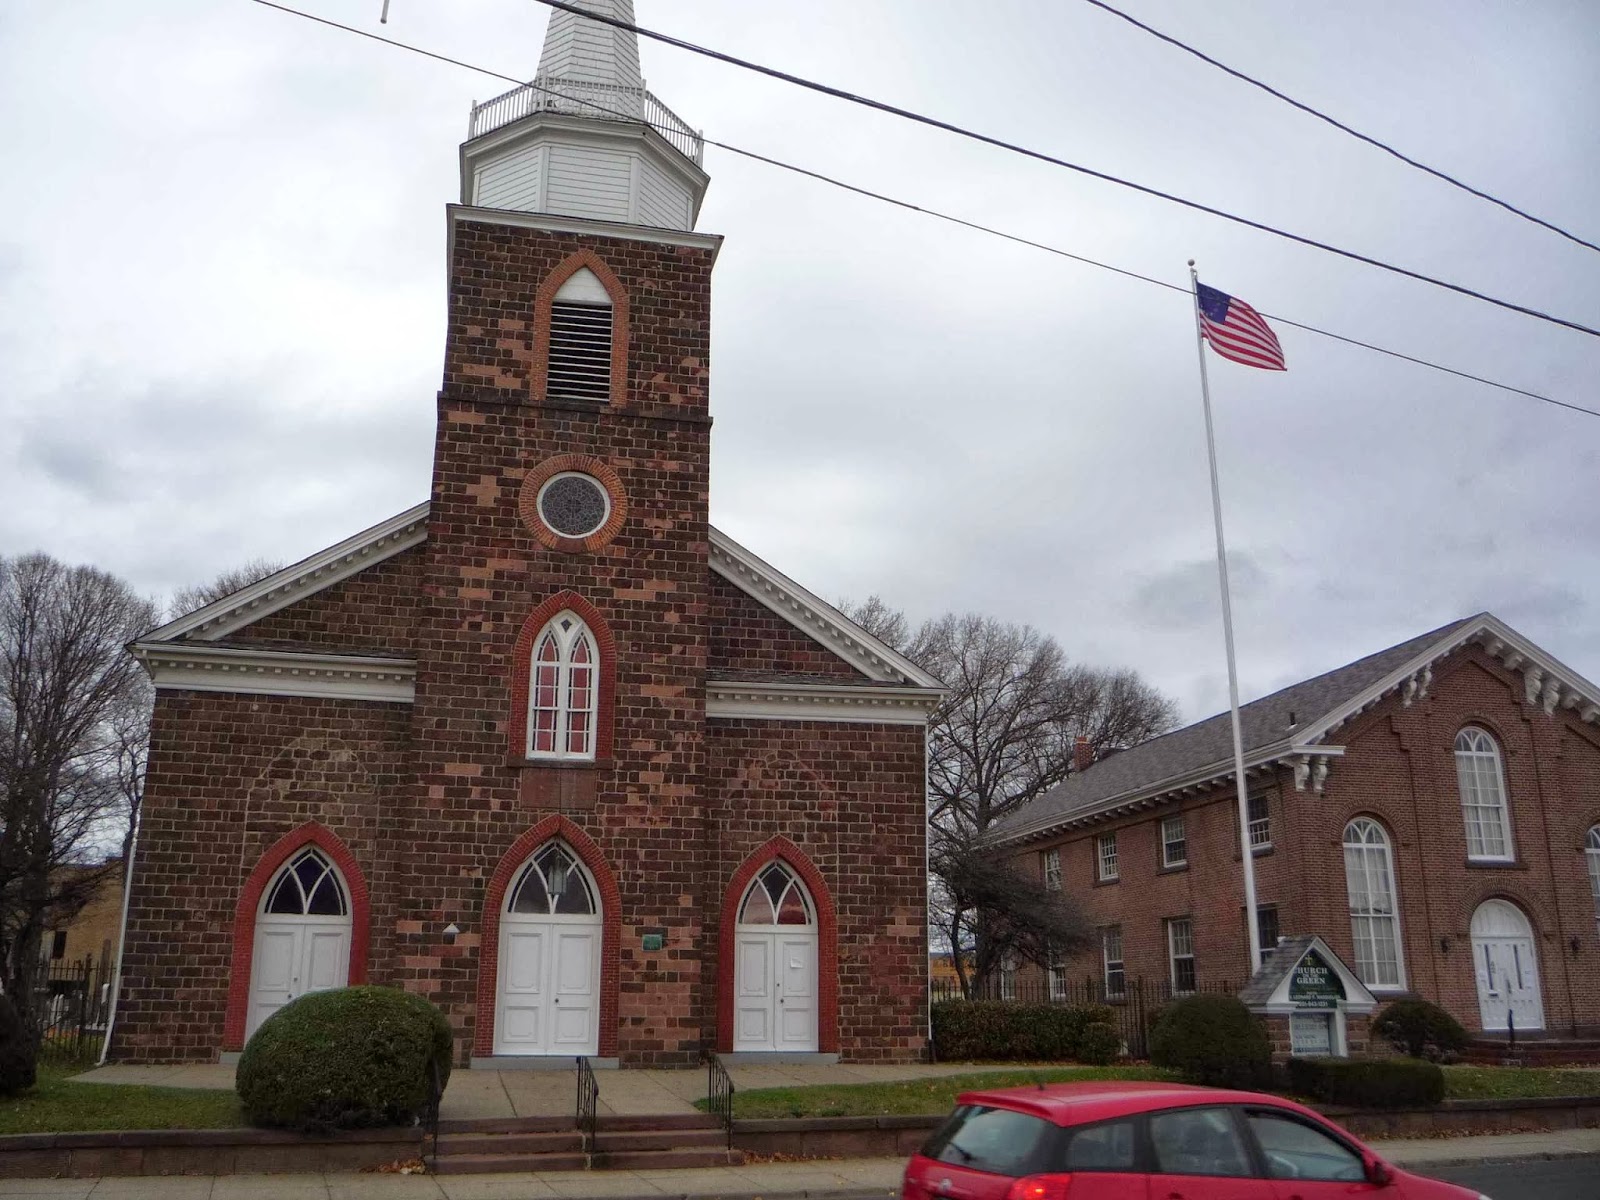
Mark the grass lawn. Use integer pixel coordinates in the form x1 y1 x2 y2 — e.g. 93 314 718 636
1442 1065 1600 1100
711 1066 1173 1119
0 1064 244 1135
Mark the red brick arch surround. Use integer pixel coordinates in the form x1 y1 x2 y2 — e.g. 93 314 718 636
716 837 839 1054
507 590 617 763
473 815 622 1058
531 249 630 406
223 821 370 1052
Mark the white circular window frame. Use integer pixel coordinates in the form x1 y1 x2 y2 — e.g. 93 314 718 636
535 471 612 540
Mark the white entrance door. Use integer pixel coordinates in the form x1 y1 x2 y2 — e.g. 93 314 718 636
247 848 352 1040
1471 899 1544 1033
733 862 819 1053
495 842 601 1056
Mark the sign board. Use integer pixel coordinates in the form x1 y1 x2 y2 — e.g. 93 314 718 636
642 933 664 952
1289 949 1345 1007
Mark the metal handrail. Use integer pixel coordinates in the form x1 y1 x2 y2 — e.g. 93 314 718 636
422 1057 444 1172
575 1055 599 1156
704 1050 735 1151
468 75 704 165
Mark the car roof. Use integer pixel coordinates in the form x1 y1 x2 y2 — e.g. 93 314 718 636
953 1081 1307 1127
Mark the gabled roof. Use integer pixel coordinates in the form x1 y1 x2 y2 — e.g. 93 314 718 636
990 613 1600 847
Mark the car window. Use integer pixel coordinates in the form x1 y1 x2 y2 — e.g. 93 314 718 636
1248 1111 1365 1182
922 1105 1055 1177
1060 1119 1136 1172
1149 1108 1253 1178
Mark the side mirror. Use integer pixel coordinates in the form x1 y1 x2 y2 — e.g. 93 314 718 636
1364 1156 1393 1187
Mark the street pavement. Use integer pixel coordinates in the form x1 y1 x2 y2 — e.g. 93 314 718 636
1421 1156 1600 1199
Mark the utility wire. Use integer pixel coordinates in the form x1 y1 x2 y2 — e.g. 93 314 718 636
531 0 1600 342
243 0 1600 422
1080 0 1600 256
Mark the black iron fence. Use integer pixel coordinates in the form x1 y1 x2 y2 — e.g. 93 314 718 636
28 955 114 1066
931 975 1237 1061
703 1050 734 1150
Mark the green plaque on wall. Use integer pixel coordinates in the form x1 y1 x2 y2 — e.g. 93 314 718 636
642 933 665 952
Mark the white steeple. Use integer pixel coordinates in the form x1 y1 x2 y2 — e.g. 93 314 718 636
460 0 708 232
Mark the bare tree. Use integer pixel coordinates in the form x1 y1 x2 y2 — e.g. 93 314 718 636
168 557 283 619
845 598 1179 995
0 555 157 1059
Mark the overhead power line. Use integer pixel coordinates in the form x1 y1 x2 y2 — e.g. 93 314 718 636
531 0 1600 342
243 0 1600 422
1079 0 1600 257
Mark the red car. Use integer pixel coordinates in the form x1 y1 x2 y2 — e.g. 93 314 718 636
902 1080 1489 1200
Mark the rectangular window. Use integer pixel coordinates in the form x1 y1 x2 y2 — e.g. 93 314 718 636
1097 832 1119 882
1248 792 1272 849
49 931 67 961
1043 848 1061 891
1167 918 1196 995
1048 950 1068 1002
1256 906 1280 966
999 952 1017 1001
1161 814 1187 868
1101 926 1125 1000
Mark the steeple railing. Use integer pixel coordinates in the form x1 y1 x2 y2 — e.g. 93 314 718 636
469 76 704 166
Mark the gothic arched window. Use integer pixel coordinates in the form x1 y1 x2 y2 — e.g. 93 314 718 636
528 611 599 760
1342 818 1403 989
262 847 349 917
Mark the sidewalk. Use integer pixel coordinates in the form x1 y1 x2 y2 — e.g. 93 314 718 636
2 1130 1593 1200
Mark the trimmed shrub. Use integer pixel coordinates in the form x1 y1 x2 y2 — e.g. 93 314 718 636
1372 999 1469 1062
237 986 453 1131
932 1001 1122 1064
1287 1056 1444 1109
1149 995 1270 1089
0 996 36 1097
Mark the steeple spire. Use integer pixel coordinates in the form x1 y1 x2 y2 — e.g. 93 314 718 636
537 0 643 92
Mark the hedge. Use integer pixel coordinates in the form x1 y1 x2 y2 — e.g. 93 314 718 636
932 1001 1120 1064
1372 999 1469 1062
1148 995 1271 1089
1287 1056 1445 1109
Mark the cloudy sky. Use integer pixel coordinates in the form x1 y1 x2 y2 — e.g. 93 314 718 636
3 0 1597 722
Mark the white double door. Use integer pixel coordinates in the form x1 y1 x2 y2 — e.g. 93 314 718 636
734 929 817 1052
1471 900 1544 1033
495 915 600 1056
247 915 351 1040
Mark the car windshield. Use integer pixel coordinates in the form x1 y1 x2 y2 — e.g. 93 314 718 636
921 1105 1054 1177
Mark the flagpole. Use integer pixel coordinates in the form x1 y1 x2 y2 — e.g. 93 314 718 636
1188 259 1262 975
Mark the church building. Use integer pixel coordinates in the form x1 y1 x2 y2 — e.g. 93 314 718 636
113 0 941 1068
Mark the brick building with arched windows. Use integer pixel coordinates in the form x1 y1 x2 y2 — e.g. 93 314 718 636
991 613 1600 1047
111 0 942 1068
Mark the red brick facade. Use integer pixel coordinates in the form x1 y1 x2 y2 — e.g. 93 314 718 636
1023 644 1600 1038
114 211 931 1067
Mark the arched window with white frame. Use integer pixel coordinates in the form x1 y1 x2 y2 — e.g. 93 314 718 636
1454 727 1513 860
1343 818 1405 989
527 611 599 759
1587 825 1600 935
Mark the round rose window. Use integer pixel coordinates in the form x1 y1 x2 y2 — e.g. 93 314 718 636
536 472 611 539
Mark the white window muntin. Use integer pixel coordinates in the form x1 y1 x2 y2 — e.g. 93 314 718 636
1454 727 1513 860
1247 792 1272 849
1167 917 1195 994
527 611 600 760
1161 814 1187 868
1043 848 1061 891
1097 832 1119 882
1342 817 1406 990
1047 951 1067 1002
1586 825 1600 935
1101 926 1125 999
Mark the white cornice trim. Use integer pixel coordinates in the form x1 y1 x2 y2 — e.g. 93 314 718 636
144 503 430 645
707 528 946 692
707 680 937 725
131 644 416 704
449 204 724 254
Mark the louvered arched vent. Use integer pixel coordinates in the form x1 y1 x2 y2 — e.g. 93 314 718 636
547 268 615 403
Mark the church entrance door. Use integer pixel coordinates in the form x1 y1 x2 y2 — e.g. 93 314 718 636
495 842 601 1056
247 847 352 1041
1471 899 1544 1033
733 862 818 1053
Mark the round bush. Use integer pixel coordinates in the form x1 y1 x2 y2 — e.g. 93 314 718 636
0 995 36 1097
236 986 453 1131
1372 999 1468 1062
1149 995 1271 1089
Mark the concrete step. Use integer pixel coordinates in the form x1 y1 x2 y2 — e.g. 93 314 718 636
594 1112 722 1132
436 1131 585 1156
433 1152 590 1175
437 1115 575 1135
590 1148 743 1170
593 1128 728 1152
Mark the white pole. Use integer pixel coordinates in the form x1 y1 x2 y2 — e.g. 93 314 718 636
1188 260 1262 976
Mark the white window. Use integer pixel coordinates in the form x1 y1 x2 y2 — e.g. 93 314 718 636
1454 727 1513 860
1161 814 1187 868
1255 906 1280 967
1167 917 1195 994
1101 927 1125 999
1343 818 1404 989
1097 832 1119 882
998 951 1018 1001
527 611 599 760
547 268 615 403
1587 825 1600 934
1248 792 1272 849
1042 848 1061 891
1047 950 1067 1002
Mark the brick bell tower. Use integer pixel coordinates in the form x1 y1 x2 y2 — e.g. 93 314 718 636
405 0 722 1065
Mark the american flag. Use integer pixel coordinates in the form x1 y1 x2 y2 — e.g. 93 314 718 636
1196 282 1286 371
